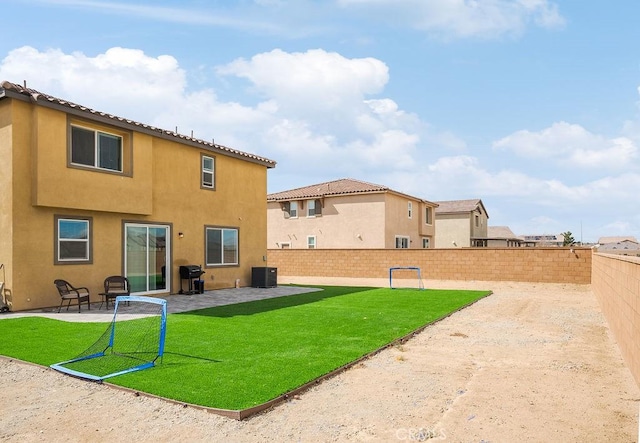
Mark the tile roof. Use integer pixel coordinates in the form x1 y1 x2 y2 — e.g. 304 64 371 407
487 226 518 239
597 236 638 244
0 80 276 168
435 199 487 217
267 178 436 205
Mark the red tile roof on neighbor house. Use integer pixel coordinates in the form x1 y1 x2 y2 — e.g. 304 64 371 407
434 199 488 218
0 80 276 168
267 178 437 205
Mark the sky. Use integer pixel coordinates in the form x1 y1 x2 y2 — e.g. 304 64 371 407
1 0 639 243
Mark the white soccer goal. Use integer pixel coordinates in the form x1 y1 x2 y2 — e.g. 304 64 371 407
51 295 167 381
389 266 425 290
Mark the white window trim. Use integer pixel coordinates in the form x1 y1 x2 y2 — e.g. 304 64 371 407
205 226 239 266
408 201 413 219
395 235 410 249
307 235 316 249
307 200 316 218
422 238 430 249
202 155 215 189
290 201 298 219
55 216 92 264
70 124 123 172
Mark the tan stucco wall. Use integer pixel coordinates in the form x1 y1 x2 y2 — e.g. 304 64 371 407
3 97 269 311
383 195 434 248
267 194 387 249
435 208 488 248
268 247 592 284
592 253 640 386
32 108 153 214
267 193 435 250
0 101 13 302
435 216 470 248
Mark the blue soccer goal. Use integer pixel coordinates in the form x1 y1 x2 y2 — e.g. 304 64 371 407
51 295 167 381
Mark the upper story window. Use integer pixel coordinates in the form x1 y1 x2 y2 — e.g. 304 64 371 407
55 215 92 264
422 238 430 249
68 119 132 176
307 199 322 217
408 202 413 219
71 125 122 172
395 235 409 249
425 207 433 225
307 200 316 217
282 201 298 218
475 214 480 227
202 155 215 189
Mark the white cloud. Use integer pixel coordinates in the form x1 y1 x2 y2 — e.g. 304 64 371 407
337 0 565 39
217 49 389 114
419 155 640 210
37 0 284 34
493 121 639 170
0 46 186 123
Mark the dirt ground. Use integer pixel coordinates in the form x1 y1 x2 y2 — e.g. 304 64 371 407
1 280 639 442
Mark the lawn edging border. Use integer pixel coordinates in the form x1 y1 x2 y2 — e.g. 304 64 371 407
3 289 493 421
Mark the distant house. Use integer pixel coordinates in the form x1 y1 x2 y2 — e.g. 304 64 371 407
0 80 276 311
434 199 488 248
596 238 640 256
267 178 438 249
597 236 638 245
520 234 564 247
480 226 523 247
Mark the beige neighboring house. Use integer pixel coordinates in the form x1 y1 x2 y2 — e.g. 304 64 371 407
434 199 488 248
267 178 437 249
596 237 640 256
482 226 523 247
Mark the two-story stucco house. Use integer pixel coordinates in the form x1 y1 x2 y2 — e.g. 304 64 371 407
267 178 437 249
0 81 276 311
434 199 489 248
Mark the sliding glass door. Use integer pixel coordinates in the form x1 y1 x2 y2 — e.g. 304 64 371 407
124 223 170 295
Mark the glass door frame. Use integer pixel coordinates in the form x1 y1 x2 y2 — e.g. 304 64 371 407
123 222 171 296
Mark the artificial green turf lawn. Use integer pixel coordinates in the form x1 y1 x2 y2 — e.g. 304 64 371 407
0 286 489 411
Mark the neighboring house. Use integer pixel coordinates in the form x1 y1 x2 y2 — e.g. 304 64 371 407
595 238 640 256
0 80 276 311
434 199 488 248
597 236 638 245
267 178 437 249
520 234 564 247
479 226 523 247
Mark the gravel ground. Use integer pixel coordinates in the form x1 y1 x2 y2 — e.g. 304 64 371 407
1 280 638 442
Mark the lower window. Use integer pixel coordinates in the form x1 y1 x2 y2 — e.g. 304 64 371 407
307 236 316 249
206 227 239 265
395 235 409 249
55 216 92 264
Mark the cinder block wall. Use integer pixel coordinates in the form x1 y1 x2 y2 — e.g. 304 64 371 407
267 247 592 284
592 253 640 385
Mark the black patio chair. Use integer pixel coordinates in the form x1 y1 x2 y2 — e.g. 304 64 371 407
54 279 91 313
100 276 130 310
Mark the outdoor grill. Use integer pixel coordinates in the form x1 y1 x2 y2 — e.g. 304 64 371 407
179 265 205 295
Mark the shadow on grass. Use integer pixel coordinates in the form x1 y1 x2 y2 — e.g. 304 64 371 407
176 286 374 318
160 351 221 366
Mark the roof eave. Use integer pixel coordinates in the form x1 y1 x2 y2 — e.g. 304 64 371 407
0 83 276 169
